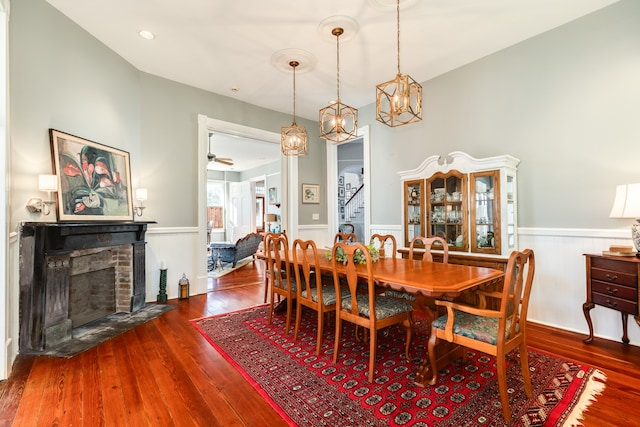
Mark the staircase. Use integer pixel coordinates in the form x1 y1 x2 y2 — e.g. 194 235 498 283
344 184 365 222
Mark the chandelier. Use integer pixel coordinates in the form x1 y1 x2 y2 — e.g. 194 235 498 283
281 60 308 156
375 0 422 127
319 27 358 143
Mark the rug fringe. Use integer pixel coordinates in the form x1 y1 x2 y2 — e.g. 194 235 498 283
561 369 607 427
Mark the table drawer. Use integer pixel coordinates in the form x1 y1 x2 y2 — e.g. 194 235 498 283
591 267 637 287
592 292 638 314
591 257 638 276
591 280 637 301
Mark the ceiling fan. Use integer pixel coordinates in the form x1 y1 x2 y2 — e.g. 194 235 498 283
207 135 234 166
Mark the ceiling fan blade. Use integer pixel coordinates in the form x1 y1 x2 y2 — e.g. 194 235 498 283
215 158 234 166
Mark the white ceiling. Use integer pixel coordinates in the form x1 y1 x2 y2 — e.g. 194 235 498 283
46 0 620 171
206 132 281 172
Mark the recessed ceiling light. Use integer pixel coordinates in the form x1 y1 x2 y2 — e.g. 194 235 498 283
138 30 155 40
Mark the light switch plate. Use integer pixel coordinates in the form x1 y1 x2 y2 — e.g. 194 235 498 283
312 213 319 220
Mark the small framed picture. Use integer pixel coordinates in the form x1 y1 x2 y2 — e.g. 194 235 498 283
340 207 344 213
302 183 320 204
339 199 344 207
338 186 345 198
345 191 351 199
338 176 344 186
346 183 351 190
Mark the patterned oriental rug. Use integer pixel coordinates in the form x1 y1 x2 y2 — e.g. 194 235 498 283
192 305 606 427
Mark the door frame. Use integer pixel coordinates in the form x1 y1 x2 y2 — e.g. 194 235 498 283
196 115 296 295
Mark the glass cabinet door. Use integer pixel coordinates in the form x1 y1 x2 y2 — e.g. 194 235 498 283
426 171 467 251
403 180 423 247
470 170 500 254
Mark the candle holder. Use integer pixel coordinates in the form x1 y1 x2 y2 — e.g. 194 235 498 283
157 268 168 303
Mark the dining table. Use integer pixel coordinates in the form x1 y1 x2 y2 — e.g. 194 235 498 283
257 247 505 386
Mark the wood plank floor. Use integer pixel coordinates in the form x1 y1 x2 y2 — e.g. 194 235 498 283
1 259 640 426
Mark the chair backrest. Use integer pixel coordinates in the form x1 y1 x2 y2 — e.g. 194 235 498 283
408 236 448 263
292 239 323 302
331 242 377 320
334 232 358 244
370 234 397 258
501 249 535 339
263 230 287 251
265 233 291 290
340 223 355 234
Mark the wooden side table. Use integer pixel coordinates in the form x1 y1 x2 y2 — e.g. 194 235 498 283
583 254 640 344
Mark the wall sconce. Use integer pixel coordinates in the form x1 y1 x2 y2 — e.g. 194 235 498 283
134 188 147 216
26 174 58 215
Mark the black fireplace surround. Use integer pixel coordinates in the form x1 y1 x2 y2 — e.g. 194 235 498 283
19 222 153 352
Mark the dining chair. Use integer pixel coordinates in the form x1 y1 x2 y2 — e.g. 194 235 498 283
292 239 338 355
340 223 355 234
266 232 296 334
334 232 358 244
262 231 287 303
426 248 535 422
385 236 448 303
331 242 413 383
369 234 397 258
408 236 448 262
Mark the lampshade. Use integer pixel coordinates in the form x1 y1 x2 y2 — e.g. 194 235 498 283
609 183 640 256
609 183 640 218
265 213 278 223
375 0 422 127
135 188 148 202
319 27 358 143
38 174 58 192
281 60 308 156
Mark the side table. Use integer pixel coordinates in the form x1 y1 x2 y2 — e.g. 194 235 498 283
583 254 640 344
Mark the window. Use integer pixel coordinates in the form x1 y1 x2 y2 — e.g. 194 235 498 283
207 180 225 229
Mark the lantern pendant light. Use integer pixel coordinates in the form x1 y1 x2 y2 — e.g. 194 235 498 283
319 27 358 143
281 60 308 156
376 0 422 127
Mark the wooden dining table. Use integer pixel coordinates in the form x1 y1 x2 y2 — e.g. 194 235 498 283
257 248 505 386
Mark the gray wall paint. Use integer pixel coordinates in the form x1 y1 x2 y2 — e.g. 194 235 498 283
365 0 639 229
10 0 639 233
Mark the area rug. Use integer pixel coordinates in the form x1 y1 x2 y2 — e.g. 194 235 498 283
207 258 253 278
192 305 606 427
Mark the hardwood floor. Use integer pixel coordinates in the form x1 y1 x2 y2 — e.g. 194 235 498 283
1 259 640 426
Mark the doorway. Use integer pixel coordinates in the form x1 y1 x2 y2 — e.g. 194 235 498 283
326 125 371 244
197 115 297 295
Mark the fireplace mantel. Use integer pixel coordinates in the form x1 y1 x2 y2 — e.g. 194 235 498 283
19 221 155 351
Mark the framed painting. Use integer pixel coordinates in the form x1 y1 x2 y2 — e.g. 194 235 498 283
338 176 344 186
338 186 345 198
49 129 133 221
302 183 320 204
268 187 277 205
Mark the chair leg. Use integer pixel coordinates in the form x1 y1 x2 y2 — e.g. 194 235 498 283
427 331 439 386
315 309 324 356
263 274 269 304
403 317 412 361
285 296 293 334
268 289 275 325
496 355 512 423
520 341 533 398
293 300 302 342
333 317 342 363
368 327 377 383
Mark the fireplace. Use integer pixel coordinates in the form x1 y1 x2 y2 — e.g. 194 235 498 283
19 222 152 352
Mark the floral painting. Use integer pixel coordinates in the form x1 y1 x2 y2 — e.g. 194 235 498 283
302 184 320 204
50 129 133 221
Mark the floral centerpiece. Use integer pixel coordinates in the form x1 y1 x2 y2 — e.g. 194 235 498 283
326 243 380 265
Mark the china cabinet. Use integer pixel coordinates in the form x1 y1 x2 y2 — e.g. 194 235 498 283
403 180 423 247
399 151 519 257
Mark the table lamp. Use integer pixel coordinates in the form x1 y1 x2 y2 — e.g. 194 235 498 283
609 183 640 257
265 214 278 233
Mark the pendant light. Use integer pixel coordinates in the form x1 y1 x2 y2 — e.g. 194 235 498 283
319 27 358 143
376 0 422 127
281 60 308 156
